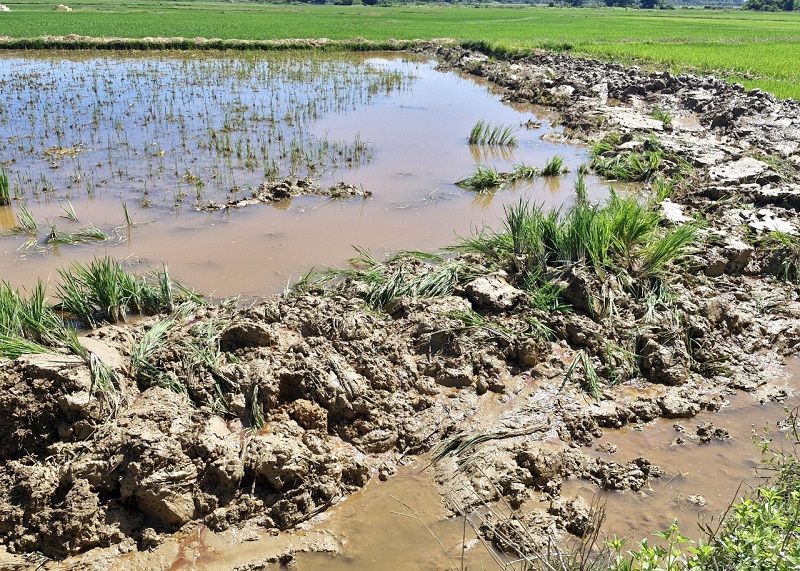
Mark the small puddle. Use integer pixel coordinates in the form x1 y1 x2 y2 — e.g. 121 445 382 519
565 359 800 543
0 51 605 297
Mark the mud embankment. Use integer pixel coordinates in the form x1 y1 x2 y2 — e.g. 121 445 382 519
2 44 800 567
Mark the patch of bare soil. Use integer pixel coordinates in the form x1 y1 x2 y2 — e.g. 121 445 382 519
3 44 800 567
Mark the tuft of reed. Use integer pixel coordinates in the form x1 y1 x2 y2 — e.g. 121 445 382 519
468 120 518 146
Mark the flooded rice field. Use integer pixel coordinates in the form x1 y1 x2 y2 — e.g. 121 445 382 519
0 51 600 297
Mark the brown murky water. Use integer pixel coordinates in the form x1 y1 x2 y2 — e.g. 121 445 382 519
566 362 800 543
0 51 603 298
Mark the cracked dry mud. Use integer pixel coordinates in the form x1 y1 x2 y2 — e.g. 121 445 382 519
3 43 800 568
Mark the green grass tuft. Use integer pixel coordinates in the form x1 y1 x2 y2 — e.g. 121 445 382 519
468 120 517 146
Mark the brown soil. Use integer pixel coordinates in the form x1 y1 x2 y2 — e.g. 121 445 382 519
3 42 800 568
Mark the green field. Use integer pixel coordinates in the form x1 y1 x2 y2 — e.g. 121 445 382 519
1 3 800 97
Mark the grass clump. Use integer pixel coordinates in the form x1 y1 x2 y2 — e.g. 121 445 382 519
456 156 566 193
590 134 684 183
460 193 696 280
468 120 517 146
56 256 180 328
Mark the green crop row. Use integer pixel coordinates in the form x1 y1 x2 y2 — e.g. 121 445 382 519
1 5 799 97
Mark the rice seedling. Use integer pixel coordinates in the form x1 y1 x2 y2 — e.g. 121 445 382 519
11 203 38 235
456 165 506 192
574 172 588 204
467 120 518 146
59 201 79 222
760 231 800 283
284 267 321 297
0 170 9 206
55 256 180 327
129 301 196 392
540 155 566 177
122 201 134 228
443 308 515 342
457 194 696 303
509 163 539 181
247 384 265 432
328 247 471 309
650 106 673 125
652 177 676 201
561 349 602 401
0 333 49 359
457 160 553 193
46 224 109 245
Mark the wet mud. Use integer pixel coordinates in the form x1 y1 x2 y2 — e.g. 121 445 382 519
3 42 800 569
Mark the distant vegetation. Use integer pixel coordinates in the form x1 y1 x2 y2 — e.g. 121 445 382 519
0 4 799 97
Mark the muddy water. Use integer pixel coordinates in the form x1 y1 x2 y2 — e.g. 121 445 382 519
565 362 800 543
0 52 602 298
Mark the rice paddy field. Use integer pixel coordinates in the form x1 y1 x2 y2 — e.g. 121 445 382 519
1 4 800 98
0 50 598 297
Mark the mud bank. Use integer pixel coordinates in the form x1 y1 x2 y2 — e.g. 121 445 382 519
2 44 800 568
